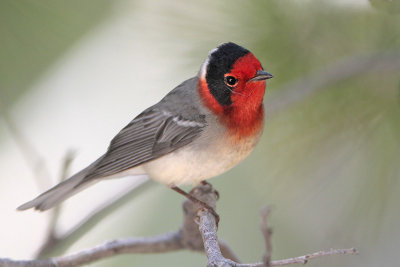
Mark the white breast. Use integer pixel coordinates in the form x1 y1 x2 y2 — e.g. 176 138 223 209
142 124 262 186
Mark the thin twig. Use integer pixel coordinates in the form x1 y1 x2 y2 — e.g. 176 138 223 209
260 206 272 266
268 248 358 266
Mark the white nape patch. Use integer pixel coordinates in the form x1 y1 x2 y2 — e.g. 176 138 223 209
200 58 210 79
200 46 219 79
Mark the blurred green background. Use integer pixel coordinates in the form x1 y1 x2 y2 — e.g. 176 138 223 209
1 0 400 266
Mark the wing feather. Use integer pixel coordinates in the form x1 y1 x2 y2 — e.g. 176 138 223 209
83 107 206 180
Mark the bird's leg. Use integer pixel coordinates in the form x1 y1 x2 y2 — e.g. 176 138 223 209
170 185 220 226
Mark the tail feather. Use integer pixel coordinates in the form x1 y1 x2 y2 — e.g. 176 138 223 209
17 172 95 211
17 157 104 211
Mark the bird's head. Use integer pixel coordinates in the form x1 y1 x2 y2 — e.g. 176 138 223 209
198 42 273 136
198 42 272 114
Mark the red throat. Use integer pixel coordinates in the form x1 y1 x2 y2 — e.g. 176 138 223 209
198 53 266 139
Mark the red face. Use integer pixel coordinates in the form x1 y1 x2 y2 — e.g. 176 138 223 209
222 53 266 110
199 50 271 138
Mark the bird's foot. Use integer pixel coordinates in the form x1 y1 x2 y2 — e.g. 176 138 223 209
171 185 220 227
199 180 219 200
198 201 220 226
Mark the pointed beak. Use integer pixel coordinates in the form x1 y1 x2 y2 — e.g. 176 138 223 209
249 70 274 82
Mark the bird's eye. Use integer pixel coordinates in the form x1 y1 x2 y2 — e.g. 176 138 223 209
224 76 238 87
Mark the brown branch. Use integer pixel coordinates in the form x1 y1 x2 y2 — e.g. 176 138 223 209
0 183 357 267
0 232 184 267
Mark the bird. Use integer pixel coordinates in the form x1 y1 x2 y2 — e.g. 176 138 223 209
18 42 273 216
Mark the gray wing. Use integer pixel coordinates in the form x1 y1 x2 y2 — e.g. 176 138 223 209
83 107 206 180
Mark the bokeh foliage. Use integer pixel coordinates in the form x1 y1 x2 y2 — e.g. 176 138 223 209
0 0 112 107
